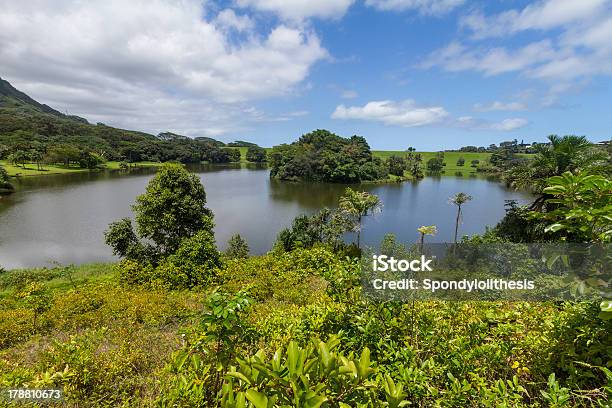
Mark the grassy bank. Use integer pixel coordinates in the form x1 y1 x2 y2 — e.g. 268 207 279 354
373 151 493 174
1 150 524 178
1 160 162 177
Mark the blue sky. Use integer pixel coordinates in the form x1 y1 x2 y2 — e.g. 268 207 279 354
1 0 611 150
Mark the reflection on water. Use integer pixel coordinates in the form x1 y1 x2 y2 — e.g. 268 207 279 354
0 165 532 269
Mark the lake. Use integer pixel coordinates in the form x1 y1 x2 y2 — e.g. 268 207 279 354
0 164 532 269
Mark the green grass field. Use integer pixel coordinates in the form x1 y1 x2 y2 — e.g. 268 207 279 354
1 160 162 177
373 151 492 174
2 150 508 178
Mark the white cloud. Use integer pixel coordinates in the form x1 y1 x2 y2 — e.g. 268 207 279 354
0 0 327 136
235 0 354 20
332 100 448 127
214 9 255 32
420 40 558 76
341 90 358 99
332 100 527 131
490 118 529 131
365 0 464 15
474 101 527 112
423 15 612 82
461 0 608 39
456 116 528 131
419 0 612 108
287 110 309 117
436 0 612 84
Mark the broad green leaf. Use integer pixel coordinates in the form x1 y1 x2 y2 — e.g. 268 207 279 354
245 390 269 408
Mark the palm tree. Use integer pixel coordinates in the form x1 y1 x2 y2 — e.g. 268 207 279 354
505 135 592 193
30 151 44 171
417 225 437 254
339 187 382 248
449 192 472 244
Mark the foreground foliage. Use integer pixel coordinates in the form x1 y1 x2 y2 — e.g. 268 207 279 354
0 247 610 407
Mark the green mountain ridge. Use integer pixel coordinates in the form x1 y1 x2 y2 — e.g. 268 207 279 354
0 78 248 163
0 77 67 118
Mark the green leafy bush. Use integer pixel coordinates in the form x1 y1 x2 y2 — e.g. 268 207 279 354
225 234 250 259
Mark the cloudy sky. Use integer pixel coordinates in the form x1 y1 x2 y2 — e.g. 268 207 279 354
1 0 610 149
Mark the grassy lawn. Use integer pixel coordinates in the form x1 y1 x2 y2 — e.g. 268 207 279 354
1 160 161 177
2 150 523 178
373 150 492 174
254 148 496 175
259 147 493 173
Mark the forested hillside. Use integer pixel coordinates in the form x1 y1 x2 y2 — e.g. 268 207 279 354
0 78 242 165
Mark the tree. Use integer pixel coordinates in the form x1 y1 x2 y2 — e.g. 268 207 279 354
533 172 611 243
417 225 437 254
406 152 424 179
208 147 241 163
426 154 444 172
456 157 465 167
105 163 215 262
504 135 594 193
449 192 472 244
78 151 105 169
225 234 250 258
45 145 81 167
8 150 28 168
494 200 549 243
269 130 386 183
16 282 52 328
225 148 241 162
0 165 14 193
245 146 267 163
339 188 382 248
387 155 406 177
490 149 517 169
134 163 214 255
470 159 480 168
104 218 150 260
274 208 350 252
30 150 44 171
159 230 222 287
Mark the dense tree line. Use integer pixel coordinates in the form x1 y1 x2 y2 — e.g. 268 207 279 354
245 145 267 162
269 129 388 182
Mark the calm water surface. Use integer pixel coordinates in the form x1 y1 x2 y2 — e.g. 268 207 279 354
0 164 532 269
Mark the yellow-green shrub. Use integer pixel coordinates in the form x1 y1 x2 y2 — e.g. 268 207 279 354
0 308 34 348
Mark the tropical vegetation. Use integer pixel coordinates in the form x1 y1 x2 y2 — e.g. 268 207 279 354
1 151 610 406
1 79 611 405
269 130 389 182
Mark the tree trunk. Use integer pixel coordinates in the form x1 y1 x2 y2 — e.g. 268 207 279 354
419 233 424 254
454 205 461 244
356 215 362 248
